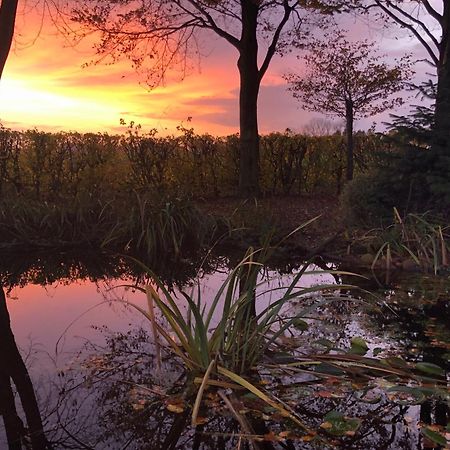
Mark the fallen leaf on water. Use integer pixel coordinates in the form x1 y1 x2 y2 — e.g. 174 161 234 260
165 397 185 414
193 416 208 425
301 434 316 442
317 390 333 398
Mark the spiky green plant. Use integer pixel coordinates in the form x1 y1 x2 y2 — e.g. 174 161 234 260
124 242 356 377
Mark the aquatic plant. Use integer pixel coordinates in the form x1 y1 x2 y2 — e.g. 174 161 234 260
359 208 450 276
42 241 448 447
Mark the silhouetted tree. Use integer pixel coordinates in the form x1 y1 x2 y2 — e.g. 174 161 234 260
370 1 450 153
285 33 411 180
0 0 18 78
0 287 51 449
66 0 358 196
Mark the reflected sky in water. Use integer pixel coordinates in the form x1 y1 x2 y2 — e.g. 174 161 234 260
0 254 448 449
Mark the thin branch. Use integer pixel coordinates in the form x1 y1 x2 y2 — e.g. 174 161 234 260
375 0 439 67
185 0 240 49
258 0 293 81
421 0 442 23
384 0 440 49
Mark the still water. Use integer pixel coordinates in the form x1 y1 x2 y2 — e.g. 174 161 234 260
0 252 448 449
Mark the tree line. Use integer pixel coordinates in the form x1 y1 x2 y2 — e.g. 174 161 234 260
0 1 448 198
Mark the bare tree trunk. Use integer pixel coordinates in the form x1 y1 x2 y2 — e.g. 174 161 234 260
345 100 354 181
0 370 24 450
433 2 450 154
0 0 19 78
0 287 51 450
238 0 260 198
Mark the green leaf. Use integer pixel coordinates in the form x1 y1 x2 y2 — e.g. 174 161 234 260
415 362 445 377
292 318 308 331
321 411 360 436
422 427 447 446
383 357 408 369
387 386 425 405
349 337 369 356
373 347 383 356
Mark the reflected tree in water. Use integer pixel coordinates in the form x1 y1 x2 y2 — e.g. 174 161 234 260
0 287 51 449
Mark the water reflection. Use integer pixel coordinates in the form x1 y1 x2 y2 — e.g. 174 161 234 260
0 252 447 449
49 325 446 450
0 287 51 449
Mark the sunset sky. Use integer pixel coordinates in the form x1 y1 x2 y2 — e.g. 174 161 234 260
0 5 429 136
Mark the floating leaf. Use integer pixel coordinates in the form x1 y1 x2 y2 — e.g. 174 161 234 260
165 397 185 414
349 337 369 356
292 318 308 331
415 362 445 377
321 411 361 436
301 434 316 442
387 386 425 405
193 416 208 425
373 347 384 356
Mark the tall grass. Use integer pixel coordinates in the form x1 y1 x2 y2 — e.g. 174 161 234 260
0 193 218 263
360 209 450 275
125 243 354 377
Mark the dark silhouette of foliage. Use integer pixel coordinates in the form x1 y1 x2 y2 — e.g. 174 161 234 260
285 32 411 180
0 0 18 78
64 0 359 196
370 1 450 157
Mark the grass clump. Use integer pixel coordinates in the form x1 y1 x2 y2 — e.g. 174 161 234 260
352 209 449 275
0 193 218 264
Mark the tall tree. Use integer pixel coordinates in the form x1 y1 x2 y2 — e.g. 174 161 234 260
369 1 450 153
285 34 411 180
0 0 19 79
66 0 355 196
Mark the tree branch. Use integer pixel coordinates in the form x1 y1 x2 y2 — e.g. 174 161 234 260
421 0 442 24
375 0 439 67
185 0 240 49
384 0 440 50
258 0 293 81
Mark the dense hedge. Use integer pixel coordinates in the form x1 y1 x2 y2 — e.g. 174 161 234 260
0 125 387 200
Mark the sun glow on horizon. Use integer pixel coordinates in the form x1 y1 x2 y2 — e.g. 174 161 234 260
0 77 126 131
0 6 427 136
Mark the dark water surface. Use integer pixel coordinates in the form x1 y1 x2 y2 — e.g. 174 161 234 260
0 252 448 449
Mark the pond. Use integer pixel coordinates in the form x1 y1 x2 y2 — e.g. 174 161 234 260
0 251 448 449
